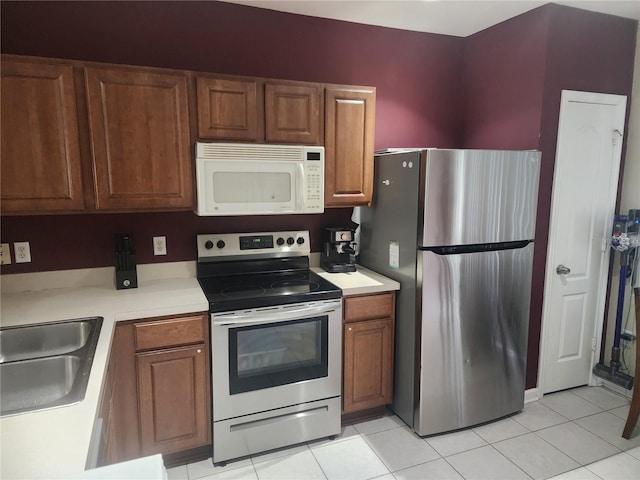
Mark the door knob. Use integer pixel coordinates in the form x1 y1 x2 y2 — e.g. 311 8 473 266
556 264 571 275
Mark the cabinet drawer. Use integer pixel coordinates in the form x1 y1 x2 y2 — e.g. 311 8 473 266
134 315 206 351
344 292 394 323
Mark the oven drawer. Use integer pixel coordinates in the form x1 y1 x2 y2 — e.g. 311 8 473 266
344 292 394 323
213 396 341 464
134 314 206 351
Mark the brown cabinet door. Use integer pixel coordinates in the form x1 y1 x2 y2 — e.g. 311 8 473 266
1 57 85 213
343 317 394 414
137 344 210 456
197 76 260 141
265 83 322 144
85 66 193 210
324 87 376 207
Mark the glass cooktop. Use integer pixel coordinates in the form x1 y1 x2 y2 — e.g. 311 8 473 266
198 269 342 312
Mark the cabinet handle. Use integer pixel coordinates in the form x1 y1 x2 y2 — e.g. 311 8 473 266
197 349 202 354
348 327 352 331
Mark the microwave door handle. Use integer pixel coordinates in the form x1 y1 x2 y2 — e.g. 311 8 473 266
297 163 305 211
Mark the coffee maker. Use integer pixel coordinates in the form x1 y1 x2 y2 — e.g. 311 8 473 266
321 227 357 273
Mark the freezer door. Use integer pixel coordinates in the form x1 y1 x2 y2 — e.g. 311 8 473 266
415 243 533 436
422 150 540 246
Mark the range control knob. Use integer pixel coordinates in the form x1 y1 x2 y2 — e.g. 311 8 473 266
287 237 295 246
276 237 285 246
296 237 305 245
204 240 214 250
216 240 225 249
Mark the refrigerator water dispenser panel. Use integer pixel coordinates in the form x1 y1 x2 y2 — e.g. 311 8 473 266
389 241 400 269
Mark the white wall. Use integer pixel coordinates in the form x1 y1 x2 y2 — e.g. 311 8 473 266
604 25 640 377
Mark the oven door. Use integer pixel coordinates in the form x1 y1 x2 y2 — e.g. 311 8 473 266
211 299 342 421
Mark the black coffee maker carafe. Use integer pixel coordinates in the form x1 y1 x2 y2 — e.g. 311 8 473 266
321 227 357 273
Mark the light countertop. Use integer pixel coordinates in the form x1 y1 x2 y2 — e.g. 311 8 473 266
313 264 400 296
0 272 207 480
0 261 398 479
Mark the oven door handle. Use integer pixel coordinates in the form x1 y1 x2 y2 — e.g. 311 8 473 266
213 301 340 326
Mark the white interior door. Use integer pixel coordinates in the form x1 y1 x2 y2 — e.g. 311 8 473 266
540 90 626 394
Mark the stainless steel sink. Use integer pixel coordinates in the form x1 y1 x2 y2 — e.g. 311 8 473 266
0 319 94 363
0 317 103 416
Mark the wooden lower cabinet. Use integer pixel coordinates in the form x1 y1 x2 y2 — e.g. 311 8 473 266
137 345 209 455
342 292 395 415
97 347 118 466
101 313 211 465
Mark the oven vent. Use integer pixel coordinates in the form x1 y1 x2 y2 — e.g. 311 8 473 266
197 142 306 161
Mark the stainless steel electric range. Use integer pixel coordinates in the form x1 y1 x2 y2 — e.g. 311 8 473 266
196 231 343 465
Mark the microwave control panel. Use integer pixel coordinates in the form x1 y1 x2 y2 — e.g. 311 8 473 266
303 148 324 212
304 161 324 213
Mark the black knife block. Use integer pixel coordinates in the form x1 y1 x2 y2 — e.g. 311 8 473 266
114 233 138 290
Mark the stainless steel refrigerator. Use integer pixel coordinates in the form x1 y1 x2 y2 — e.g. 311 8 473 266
359 149 541 436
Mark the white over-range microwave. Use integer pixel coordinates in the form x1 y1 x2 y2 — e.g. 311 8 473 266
195 142 325 216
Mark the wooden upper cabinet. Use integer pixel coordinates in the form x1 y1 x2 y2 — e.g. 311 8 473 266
324 87 376 208
1 57 85 213
265 83 322 144
197 76 260 141
1 54 377 214
85 66 193 210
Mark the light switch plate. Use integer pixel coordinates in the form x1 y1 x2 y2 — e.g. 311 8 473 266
0 243 11 265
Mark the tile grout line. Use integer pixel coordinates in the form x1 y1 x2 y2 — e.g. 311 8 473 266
527 425 617 470
573 412 639 452
570 386 632 409
302 440 329 480
350 429 394 479
485 443 535 480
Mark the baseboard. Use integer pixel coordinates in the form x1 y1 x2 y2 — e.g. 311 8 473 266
341 406 388 425
596 379 634 400
163 445 211 468
524 388 541 403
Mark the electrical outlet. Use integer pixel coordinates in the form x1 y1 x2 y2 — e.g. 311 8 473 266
0 243 11 265
14 242 31 263
153 236 167 256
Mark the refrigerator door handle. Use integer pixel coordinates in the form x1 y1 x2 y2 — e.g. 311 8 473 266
420 240 532 255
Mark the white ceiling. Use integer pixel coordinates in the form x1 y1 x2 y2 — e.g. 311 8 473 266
222 0 640 37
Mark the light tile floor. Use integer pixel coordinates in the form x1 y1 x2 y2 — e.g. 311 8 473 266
167 386 640 480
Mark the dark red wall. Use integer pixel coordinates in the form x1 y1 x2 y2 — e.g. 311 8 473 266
462 6 550 150
532 5 637 387
462 3 637 388
0 0 464 274
0 1 464 150
0 210 352 272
